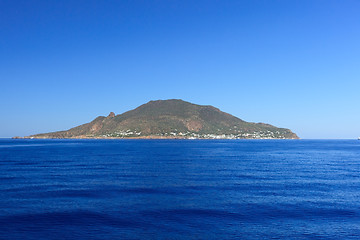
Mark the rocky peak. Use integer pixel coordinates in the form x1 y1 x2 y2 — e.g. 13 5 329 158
107 112 115 118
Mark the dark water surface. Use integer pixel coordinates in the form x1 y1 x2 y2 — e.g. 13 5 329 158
0 139 360 239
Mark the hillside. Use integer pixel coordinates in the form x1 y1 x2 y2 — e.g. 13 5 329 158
25 99 299 139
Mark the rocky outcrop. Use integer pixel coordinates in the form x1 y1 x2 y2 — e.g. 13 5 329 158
107 112 115 118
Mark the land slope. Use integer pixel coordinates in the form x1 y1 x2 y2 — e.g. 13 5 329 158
26 99 299 139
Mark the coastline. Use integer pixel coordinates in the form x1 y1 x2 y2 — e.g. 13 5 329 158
12 136 300 140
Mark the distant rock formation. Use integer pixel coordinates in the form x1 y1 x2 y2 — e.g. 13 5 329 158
23 99 299 139
107 112 115 118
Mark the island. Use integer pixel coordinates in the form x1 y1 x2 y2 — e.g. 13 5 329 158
19 99 299 139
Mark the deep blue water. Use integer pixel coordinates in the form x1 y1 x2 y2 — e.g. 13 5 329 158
0 139 360 239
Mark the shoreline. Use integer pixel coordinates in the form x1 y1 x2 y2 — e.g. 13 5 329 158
12 136 300 140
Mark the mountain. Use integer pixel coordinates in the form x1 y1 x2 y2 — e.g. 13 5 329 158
24 99 299 139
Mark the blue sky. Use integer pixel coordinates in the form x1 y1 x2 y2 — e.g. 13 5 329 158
1 0 359 139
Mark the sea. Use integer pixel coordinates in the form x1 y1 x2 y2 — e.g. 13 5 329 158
0 139 359 239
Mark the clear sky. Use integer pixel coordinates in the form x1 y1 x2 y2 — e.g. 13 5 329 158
1 0 359 139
